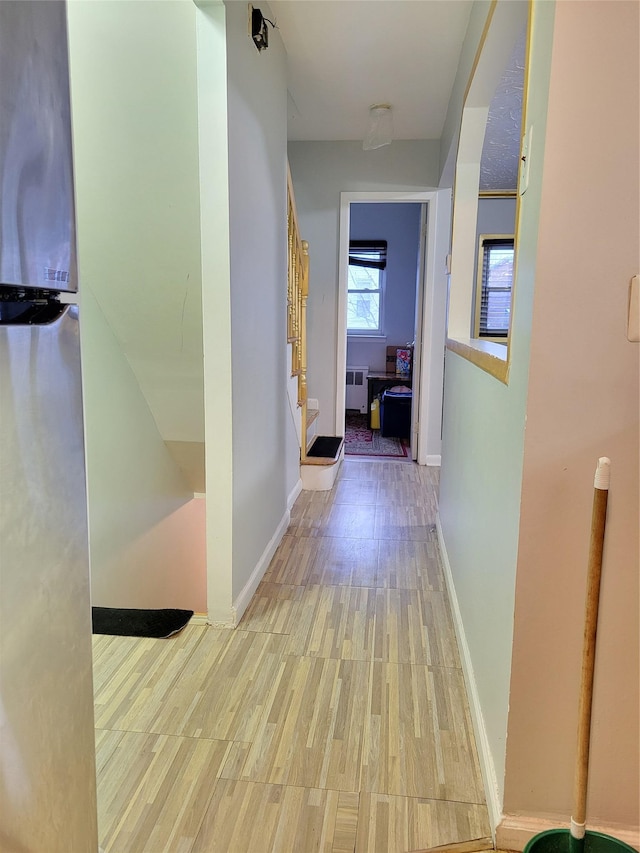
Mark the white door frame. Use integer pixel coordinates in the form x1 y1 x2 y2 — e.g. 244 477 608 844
336 190 451 465
410 202 428 461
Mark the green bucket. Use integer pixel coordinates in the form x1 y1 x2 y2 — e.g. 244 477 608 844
524 830 637 853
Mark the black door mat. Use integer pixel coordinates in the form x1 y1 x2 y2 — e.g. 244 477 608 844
307 436 342 458
92 607 194 638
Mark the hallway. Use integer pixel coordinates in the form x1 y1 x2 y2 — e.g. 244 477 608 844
93 459 490 852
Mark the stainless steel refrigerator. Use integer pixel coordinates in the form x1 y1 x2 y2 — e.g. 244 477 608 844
0 2 98 850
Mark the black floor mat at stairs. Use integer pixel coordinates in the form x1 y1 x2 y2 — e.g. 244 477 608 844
92 606 194 638
307 436 343 458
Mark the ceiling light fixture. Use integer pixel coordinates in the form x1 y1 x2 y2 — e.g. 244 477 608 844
363 104 393 151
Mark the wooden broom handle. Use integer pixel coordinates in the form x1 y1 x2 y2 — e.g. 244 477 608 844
572 458 611 838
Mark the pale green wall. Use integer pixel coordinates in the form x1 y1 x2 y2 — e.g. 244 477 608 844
438 0 555 813
288 140 441 435
68 0 208 610
80 286 206 610
67 0 204 444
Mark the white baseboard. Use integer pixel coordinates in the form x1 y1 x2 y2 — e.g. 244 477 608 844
497 814 640 852
425 454 441 466
189 612 210 626
435 513 501 837
231 507 290 626
288 477 303 511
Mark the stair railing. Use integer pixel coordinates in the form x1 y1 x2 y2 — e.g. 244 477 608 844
287 165 309 460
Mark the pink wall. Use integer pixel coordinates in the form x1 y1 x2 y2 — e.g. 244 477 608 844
91 497 207 613
503 0 639 837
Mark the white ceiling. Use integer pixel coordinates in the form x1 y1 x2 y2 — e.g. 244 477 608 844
267 1 474 142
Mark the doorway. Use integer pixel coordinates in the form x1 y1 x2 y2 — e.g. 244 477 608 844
344 202 421 459
336 190 451 466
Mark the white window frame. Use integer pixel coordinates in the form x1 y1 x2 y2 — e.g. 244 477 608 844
347 240 386 335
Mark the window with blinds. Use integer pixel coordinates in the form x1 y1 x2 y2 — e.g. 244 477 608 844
475 236 514 339
347 240 387 333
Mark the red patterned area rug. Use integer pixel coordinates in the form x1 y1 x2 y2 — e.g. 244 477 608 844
344 412 408 458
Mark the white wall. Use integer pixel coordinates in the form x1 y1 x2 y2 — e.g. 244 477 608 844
288 140 440 434
224 2 297 605
80 287 206 611
196 1 234 624
476 197 517 237
471 197 517 330
438 0 555 816
347 203 421 373
503 0 639 837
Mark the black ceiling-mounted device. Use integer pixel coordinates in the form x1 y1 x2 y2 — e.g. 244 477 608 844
251 8 268 51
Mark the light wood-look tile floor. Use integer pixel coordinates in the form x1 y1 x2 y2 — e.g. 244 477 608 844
93 459 490 853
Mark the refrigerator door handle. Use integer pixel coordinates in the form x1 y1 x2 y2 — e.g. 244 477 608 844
0 297 70 327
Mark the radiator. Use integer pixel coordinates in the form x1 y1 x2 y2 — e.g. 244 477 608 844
345 366 368 413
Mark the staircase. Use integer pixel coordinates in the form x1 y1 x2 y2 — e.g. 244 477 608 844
287 166 343 490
